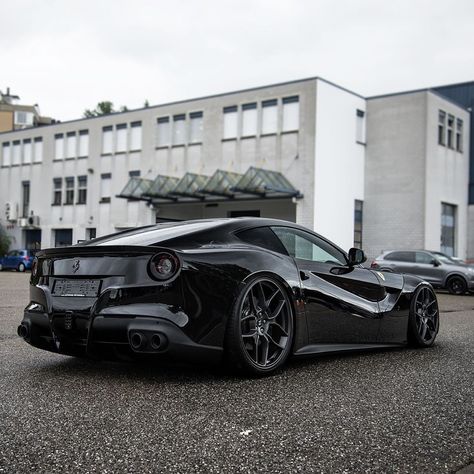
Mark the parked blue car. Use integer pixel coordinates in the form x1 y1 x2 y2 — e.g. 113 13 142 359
0 249 36 272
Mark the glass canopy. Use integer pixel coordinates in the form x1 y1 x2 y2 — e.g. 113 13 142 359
117 167 301 203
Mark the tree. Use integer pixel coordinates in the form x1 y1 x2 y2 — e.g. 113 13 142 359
83 101 115 118
0 224 11 256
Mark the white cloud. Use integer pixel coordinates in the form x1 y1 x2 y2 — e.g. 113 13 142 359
1 0 473 120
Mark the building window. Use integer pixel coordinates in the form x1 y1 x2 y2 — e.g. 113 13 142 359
282 96 299 132
78 130 89 157
86 228 96 240
65 177 74 205
223 106 238 139
12 140 21 165
54 133 64 160
173 114 186 145
447 114 454 149
456 119 463 152
157 117 170 147
356 109 366 144
100 173 112 203
441 203 456 256
53 178 62 205
33 137 43 163
22 181 30 218
2 142 11 166
102 126 113 154
129 170 141 177
14 111 34 126
115 123 127 153
242 103 257 137
261 99 278 135
54 229 73 248
354 200 363 249
189 112 203 143
438 110 446 146
77 176 87 204
66 131 76 158
130 121 142 150
23 139 32 164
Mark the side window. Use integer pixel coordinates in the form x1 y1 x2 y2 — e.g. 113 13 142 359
272 227 347 265
384 251 415 262
237 227 288 254
416 252 434 264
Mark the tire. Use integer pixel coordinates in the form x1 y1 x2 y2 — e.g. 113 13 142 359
225 275 294 376
446 276 467 295
0 263 3 271
408 285 439 347
17 263 26 272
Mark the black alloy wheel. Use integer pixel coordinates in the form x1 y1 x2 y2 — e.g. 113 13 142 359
226 276 294 375
446 276 467 295
408 285 439 347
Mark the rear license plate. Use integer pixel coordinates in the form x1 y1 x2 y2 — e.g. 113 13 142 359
53 279 101 297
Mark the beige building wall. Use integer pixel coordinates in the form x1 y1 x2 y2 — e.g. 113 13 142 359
0 111 13 133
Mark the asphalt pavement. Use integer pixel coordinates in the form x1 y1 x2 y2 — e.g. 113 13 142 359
0 272 473 473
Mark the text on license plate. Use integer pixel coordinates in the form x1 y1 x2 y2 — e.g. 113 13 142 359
53 279 101 297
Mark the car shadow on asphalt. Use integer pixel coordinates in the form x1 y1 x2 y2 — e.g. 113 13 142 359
31 344 438 383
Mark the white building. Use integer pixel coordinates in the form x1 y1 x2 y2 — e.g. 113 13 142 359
0 77 470 259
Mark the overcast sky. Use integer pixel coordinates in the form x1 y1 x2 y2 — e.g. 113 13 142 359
2 0 474 120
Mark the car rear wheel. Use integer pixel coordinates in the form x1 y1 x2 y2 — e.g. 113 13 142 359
225 275 294 375
408 285 439 347
0 263 3 271
17 263 26 272
446 276 467 295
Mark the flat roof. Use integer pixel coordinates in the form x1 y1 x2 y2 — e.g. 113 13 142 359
0 76 364 137
368 84 472 110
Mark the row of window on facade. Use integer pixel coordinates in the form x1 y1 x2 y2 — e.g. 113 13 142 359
52 176 88 205
50 171 139 206
156 96 300 147
101 121 142 155
54 130 90 160
438 110 463 152
1 138 43 166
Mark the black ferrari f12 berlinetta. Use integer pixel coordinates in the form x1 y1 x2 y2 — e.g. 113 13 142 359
19 218 439 375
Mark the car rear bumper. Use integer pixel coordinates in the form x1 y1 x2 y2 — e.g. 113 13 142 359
19 310 223 364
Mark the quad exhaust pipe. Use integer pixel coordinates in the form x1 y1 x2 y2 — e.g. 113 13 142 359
17 324 29 338
130 331 144 350
129 331 166 351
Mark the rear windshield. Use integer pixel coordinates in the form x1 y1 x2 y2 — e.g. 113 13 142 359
90 220 227 247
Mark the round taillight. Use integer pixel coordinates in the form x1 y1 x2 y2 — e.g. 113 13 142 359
148 252 180 281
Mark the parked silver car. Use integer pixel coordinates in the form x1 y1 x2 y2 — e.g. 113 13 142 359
371 250 474 295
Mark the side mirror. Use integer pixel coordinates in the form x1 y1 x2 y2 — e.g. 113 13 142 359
431 259 441 267
348 248 367 266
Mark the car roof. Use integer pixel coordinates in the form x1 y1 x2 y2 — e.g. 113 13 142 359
83 217 346 251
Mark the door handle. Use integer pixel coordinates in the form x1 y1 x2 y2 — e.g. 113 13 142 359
300 271 310 281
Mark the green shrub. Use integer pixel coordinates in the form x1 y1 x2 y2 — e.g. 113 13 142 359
0 224 11 256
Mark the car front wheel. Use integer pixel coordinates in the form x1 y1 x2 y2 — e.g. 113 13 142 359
225 275 294 376
446 276 467 295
